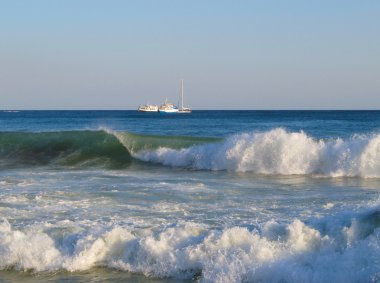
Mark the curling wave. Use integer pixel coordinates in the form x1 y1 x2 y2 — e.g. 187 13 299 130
1 204 380 282
1 129 380 177
0 130 215 168
134 128 380 177
0 130 132 168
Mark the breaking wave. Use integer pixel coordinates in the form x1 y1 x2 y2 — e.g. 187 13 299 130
2 204 380 282
1 128 380 177
0 130 214 169
134 128 380 178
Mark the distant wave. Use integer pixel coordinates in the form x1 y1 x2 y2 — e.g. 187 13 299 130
133 128 380 178
0 128 380 177
1 203 380 282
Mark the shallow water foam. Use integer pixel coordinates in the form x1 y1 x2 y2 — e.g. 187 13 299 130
1 203 380 283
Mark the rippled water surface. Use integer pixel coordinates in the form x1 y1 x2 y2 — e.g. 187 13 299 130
1 110 380 282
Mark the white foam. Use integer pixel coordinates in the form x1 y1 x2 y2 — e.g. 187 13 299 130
323 202 335 210
0 220 61 271
0 180 12 186
133 128 380 178
1 204 380 282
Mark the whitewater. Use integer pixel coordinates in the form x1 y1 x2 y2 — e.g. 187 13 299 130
1 110 380 283
130 128 380 177
1 128 379 178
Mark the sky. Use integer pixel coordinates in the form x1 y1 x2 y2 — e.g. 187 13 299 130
0 0 379 110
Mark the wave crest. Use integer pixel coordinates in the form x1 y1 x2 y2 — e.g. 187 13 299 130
1 128 379 177
134 128 380 177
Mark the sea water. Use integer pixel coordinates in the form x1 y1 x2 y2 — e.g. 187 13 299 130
0 110 380 283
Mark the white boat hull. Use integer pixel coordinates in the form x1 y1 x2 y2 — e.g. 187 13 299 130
139 109 158 112
159 99 178 113
138 104 159 112
178 80 192 113
159 109 179 113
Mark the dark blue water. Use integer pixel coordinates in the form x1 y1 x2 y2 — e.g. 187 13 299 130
1 110 379 138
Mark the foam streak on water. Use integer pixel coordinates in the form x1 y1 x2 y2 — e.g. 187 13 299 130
0 167 379 283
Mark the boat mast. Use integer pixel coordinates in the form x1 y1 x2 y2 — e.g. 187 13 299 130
181 79 184 109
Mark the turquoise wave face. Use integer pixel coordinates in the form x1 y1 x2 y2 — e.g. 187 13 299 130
0 130 219 169
113 131 220 153
0 131 131 168
1 128 379 178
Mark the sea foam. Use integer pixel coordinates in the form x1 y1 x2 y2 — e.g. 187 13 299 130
1 204 380 282
133 128 380 177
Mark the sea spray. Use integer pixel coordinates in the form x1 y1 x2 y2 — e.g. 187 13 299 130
1 204 380 282
0 128 379 178
134 128 380 177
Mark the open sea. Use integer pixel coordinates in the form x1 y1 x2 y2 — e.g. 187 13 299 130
1 110 380 283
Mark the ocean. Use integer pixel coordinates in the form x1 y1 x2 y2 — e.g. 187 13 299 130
0 110 380 283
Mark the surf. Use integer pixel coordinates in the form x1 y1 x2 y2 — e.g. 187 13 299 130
133 128 380 178
1 202 380 282
0 130 217 169
1 128 380 178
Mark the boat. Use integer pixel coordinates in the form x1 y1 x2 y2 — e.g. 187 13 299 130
138 104 158 112
177 79 192 113
159 98 179 113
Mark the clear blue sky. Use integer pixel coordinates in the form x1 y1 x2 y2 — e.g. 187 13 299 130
0 0 379 109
